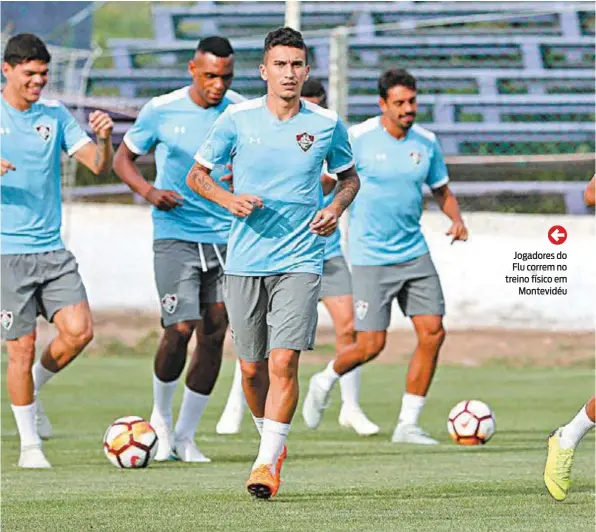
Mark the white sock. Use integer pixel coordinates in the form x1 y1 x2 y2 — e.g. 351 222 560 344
224 360 245 411
252 419 291 474
339 366 361 410
560 405 595 450
174 387 209 441
252 415 264 435
32 362 55 396
12 403 41 450
398 393 426 426
318 361 340 392
151 374 178 428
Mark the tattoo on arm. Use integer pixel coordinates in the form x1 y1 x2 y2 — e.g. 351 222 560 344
95 138 107 170
188 164 214 192
334 169 360 212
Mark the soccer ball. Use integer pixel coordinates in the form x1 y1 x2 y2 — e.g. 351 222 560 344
447 400 496 446
103 416 158 468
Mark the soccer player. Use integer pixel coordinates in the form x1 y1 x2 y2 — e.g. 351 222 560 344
215 78 378 437
544 396 595 501
1 33 113 468
186 27 360 498
303 68 468 444
113 37 243 463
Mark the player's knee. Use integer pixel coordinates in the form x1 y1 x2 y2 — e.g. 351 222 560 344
165 321 194 344
268 351 298 381
63 318 94 350
8 336 36 372
336 318 356 347
418 324 446 351
359 333 386 362
240 361 262 384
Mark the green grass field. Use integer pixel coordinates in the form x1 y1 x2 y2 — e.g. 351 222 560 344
1 356 594 531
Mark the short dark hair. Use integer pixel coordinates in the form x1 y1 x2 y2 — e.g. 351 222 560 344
3 33 51 66
378 68 416 100
302 77 327 107
264 27 308 64
196 36 234 58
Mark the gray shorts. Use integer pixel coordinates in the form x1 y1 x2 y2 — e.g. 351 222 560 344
319 256 352 300
153 239 226 327
223 273 321 362
352 253 445 332
1 249 88 340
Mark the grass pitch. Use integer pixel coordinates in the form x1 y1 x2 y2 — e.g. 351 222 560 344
1 356 594 531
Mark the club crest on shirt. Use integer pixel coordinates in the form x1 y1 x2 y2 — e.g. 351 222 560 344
355 300 369 320
296 132 315 152
409 151 422 165
1 310 13 331
35 124 52 142
160 294 178 314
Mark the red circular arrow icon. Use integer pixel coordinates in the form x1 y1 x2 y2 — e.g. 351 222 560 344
548 225 567 245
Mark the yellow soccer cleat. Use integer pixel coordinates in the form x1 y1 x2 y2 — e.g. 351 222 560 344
544 428 575 501
246 464 278 500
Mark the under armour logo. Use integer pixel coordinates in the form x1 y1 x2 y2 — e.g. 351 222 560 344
0 127 11 135
174 126 186 134
249 137 261 144
375 153 387 161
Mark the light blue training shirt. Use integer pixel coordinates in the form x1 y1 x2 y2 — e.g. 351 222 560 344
124 87 244 244
1 95 91 255
195 96 354 276
348 116 449 266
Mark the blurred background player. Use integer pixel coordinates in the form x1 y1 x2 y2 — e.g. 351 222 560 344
1 33 113 468
303 68 468 444
544 178 595 500
215 77 378 437
187 27 360 498
113 36 243 463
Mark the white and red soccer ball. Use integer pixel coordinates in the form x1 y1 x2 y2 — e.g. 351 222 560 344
103 416 158 468
447 400 496 446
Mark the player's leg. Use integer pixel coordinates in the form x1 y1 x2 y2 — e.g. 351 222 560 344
2 254 50 467
216 359 246 434
392 254 445 445
173 301 227 462
545 396 596 501
247 273 320 499
31 250 93 440
323 294 379 436
303 265 391 430
150 240 201 460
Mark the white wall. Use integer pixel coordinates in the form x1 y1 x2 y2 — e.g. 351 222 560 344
63 204 595 331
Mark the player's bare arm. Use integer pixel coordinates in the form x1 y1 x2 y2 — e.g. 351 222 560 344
186 162 263 217
311 166 360 236
584 175 595 207
321 173 337 195
1 158 16 176
73 110 113 175
432 184 468 243
113 142 183 211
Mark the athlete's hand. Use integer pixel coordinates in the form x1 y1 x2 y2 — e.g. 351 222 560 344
146 187 183 210
1 158 16 176
446 220 468 244
89 110 114 139
221 163 234 192
310 207 339 236
227 194 263 217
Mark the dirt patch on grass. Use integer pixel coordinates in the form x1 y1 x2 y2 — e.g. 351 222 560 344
33 310 594 368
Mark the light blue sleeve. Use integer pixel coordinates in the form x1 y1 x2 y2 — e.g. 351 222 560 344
123 102 158 155
194 109 237 169
58 104 91 156
426 137 450 189
326 117 355 175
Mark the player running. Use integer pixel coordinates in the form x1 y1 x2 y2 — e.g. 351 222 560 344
1 33 113 468
303 68 468 444
187 27 360 498
113 36 243 463
215 77 378 437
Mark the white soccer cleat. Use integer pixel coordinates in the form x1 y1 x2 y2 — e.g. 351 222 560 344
18 445 51 469
302 372 333 430
339 406 380 436
35 400 53 440
216 404 245 435
172 437 211 463
391 423 439 445
149 414 174 461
